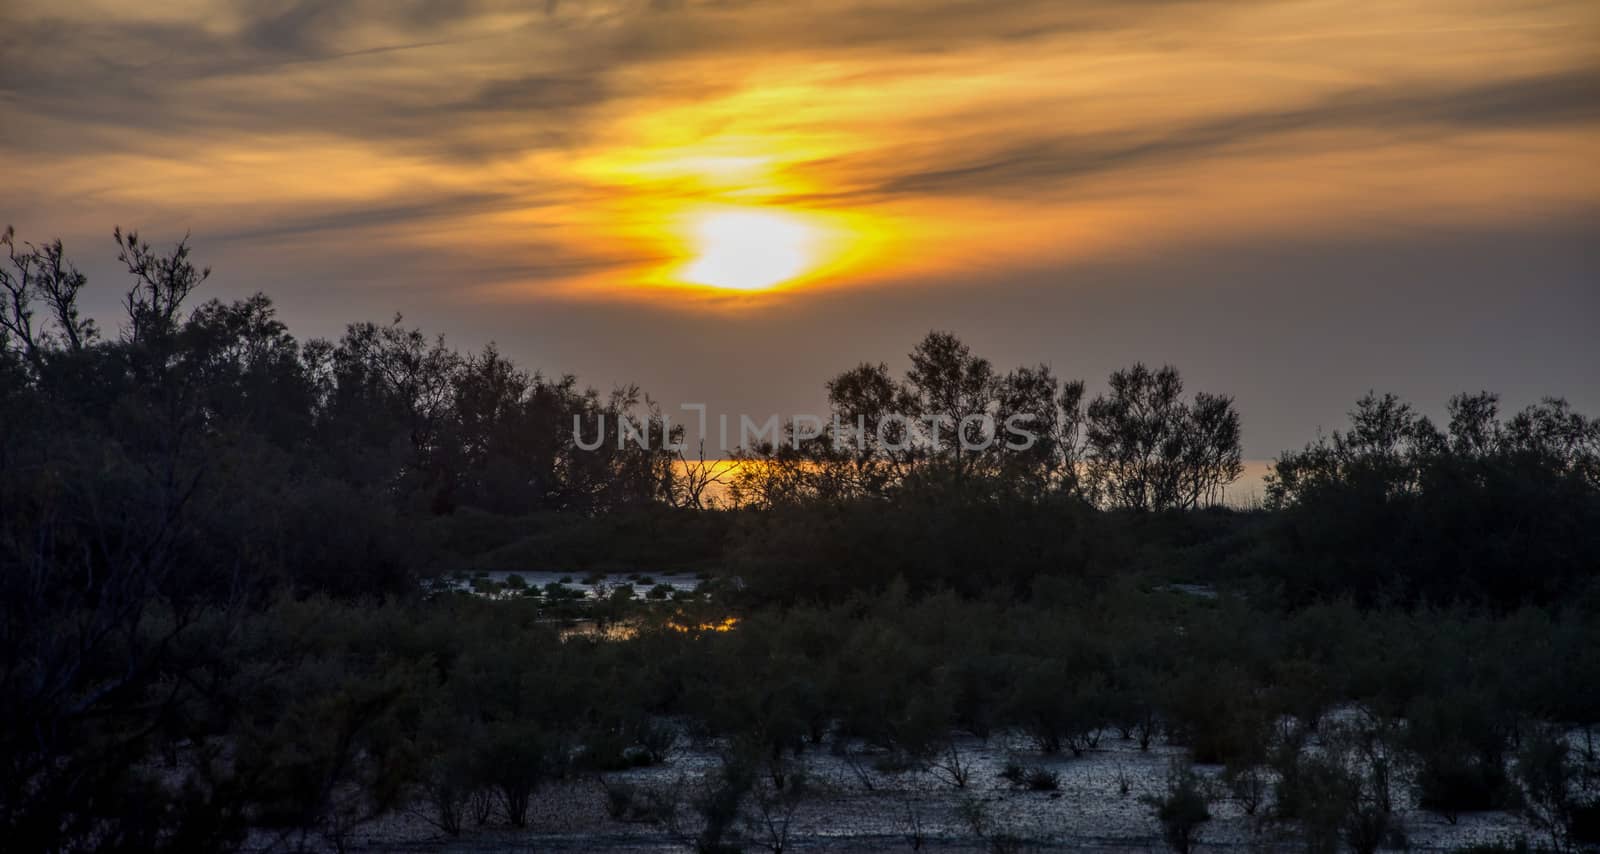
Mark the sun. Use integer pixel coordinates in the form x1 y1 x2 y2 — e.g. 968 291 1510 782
679 207 821 291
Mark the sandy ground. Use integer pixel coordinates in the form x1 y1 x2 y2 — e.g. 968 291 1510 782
250 730 1536 852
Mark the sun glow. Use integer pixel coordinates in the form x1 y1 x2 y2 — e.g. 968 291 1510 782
572 132 900 297
679 207 824 291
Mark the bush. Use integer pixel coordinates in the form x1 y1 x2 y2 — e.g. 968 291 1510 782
603 781 669 822
476 723 558 827
1223 760 1270 817
1415 747 1508 821
1142 762 1212 854
1025 767 1061 792
543 581 584 601
1005 659 1109 757
997 760 1058 791
1408 697 1512 822
1514 727 1600 851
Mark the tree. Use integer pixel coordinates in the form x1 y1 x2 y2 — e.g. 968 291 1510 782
318 316 463 510
994 364 1067 495
1 227 96 369
1265 390 1600 606
1178 391 1244 506
1267 392 1441 507
823 361 918 495
179 293 313 446
0 227 248 852
905 331 997 471
1084 364 1242 511
116 227 208 354
670 439 740 510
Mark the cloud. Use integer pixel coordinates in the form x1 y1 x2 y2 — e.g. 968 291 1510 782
208 192 529 244
4 0 1596 323
0 0 1197 159
455 74 612 114
862 68 1600 198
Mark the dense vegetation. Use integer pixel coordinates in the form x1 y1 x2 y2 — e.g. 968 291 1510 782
2 228 1597 853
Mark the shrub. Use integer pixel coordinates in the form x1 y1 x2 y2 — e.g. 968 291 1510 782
1223 760 1270 817
1514 727 1600 851
1414 749 1508 821
1142 762 1212 854
603 781 669 823
997 759 1058 791
1407 697 1512 822
1025 767 1061 792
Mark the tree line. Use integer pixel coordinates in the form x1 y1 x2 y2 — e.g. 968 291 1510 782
729 331 1245 513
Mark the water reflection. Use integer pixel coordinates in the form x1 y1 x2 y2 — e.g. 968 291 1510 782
666 616 739 635
557 615 739 643
558 620 641 642
430 570 703 601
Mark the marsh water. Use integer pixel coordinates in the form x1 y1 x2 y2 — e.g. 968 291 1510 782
430 570 705 600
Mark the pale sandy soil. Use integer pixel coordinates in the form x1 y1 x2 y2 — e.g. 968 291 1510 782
247 731 1535 852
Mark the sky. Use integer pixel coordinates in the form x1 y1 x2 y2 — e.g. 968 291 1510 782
3 0 1597 457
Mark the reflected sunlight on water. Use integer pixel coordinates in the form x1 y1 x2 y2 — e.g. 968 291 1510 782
672 459 1276 508
665 616 739 635
559 620 641 642
560 616 739 642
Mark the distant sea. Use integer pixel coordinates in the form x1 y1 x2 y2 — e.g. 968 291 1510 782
674 459 1276 509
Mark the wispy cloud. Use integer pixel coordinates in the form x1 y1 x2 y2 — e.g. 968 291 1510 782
4 0 1596 303
862 68 1600 199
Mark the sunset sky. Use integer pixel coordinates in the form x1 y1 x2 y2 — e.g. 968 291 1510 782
4 0 1597 456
